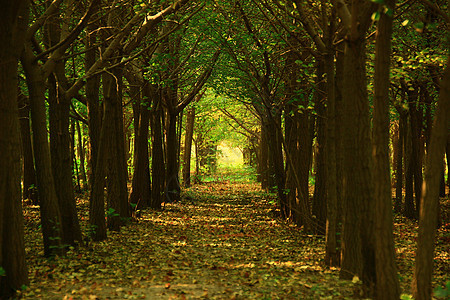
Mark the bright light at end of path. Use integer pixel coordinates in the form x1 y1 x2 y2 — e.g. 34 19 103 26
217 141 243 168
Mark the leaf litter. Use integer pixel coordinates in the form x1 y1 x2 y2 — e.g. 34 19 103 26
21 182 449 299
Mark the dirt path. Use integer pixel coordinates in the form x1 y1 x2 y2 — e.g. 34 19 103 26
21 181 449 299
22 181 357 299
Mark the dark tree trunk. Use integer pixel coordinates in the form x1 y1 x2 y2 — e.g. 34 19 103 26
165 112 181 203
408 86 423 215
18 95 38 204
84 3 101 190
412 54 450 300
21 44 64 256
151 99 165 210
324 50 340 267
48 73 82 246
183 107 195 188
285 103 298 222
259 121 269 190
395 111 407 213
0 1 30 296
372 1 401 297
263 110 287 218
103 69 129 231
313 61 327 235
404 115 416 219
340 36 376 295
129 82 151 210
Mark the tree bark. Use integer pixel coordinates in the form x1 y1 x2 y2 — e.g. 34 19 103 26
340 35 376 296
151 99 165 210
324 51 340 266
259 121 269 190
0 1 30 297
129 82 152 210
313 61 327 235
412 54 450 300
183 107 196 188
372 1 401 297
103 69 129 231
84 0 101 190
21 44 64 256
18 95 38 204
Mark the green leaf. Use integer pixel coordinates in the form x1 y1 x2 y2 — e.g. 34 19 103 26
371 11 381 21
0 267 5 276
370 0 384 3
384 7 393 17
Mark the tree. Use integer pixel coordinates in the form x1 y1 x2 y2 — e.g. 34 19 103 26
372 0 401 297
0 0 30 297
333 0 378 296
412 2 450 298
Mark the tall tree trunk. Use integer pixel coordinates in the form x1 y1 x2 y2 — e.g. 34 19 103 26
263 110 287 218
412 54 450 300
395 110 407 213
129 82 151 210
372 2 400 297
18 95 38 204
165 112 181 202
0 1 30 297
259 121 269 190
84 1 101 190
103 69 129 231
313 61 327 235
183 107 195 188
151 99 165 210
324 51 339 266
48 72 82 246
21 44 64 256
408 86 423 215
340 36 376 295
404 114 416 218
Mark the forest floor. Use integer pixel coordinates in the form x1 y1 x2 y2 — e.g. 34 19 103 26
20 171 449 299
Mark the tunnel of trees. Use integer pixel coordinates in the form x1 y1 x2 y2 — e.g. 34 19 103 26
0 0 449 299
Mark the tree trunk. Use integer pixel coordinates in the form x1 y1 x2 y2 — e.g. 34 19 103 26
404 115 416 218
263 110 287 218
395 111 407 213
48 73 82 246
151 99 165 210
313 61 327 235
0 1 30 296
21 44 64 256
129 82 151 210
340 36 376 295
412 54 450 300
18 95 38 204
259 121 269 190
324 51 340 267
408 86 423 215
103 69 129 231
372 2 400 297
84 2 101 190
183 107 195 188
165 112 181 202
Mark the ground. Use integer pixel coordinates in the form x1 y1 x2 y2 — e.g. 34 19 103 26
19 173 449 299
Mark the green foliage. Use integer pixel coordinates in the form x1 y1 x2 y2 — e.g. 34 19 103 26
434 281 450 299
0 267 6 276
106 208 119 218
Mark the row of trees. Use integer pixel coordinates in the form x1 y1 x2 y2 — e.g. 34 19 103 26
0 0 448 299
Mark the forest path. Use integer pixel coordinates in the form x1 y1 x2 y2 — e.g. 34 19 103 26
23 181 354 299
